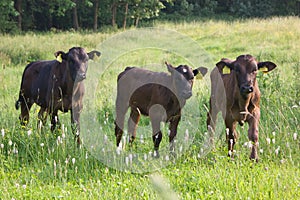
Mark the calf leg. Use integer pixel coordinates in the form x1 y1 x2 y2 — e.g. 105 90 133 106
115 104 128 147
207 98 220 146
128 107 141 146
50 110 60 132
207 98 218 130
149 105 164 157
225 119 238 158
247 110 260 162
150 116 162 158
37 107 48 130
19 100 33 126
71 108 81 145
169 116 180 153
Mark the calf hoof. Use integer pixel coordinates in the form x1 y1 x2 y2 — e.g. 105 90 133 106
250 155 259 163
153 150 160 158
239 120 245 126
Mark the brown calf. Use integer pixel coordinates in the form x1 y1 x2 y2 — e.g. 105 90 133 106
115 62 207 157
207 54 276 161
15 47 101 144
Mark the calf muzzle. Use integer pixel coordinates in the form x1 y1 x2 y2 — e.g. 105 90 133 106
240 85 254 94
76 73 86 81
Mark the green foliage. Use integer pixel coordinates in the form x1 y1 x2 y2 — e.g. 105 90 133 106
0 0 299 32
0 0 18 33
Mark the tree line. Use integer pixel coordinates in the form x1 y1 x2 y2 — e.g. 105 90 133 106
1 0 299 33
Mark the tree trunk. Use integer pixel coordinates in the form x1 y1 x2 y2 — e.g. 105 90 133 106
111 3 117 27
93 0 99 31
73 0 79 30
14 0 22 30
135 17 140 27
123 3 128 30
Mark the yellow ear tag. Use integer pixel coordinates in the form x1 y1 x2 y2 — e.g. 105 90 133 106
259 66 268 73
56 53 62 63
222 66 231 74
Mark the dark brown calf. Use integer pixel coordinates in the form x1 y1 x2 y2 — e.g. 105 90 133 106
207 54 276 161
15 47 101 144
115 62 207 157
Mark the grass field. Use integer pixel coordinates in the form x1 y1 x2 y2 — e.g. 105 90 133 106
0 16 299 199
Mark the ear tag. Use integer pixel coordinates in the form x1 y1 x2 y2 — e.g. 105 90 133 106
222 66 231 74
259 66 268 73
56 53 62 63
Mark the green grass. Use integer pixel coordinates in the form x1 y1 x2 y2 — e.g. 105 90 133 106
0 16 300 199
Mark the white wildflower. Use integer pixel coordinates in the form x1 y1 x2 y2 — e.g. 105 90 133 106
286 142 290 148
259 149 264 154
272 138 275 144
13 147 18 154
125 156 129 166
104 134 108 144
185 129 189 141
8 140 13 146
27 130 32 136
266 137 271 144
22 185 26 189
293 133 297 140
0 143 4 149
275 146 280 156
165 155 169 161
140 134 144 144
40 143 44 147
129 154 133 165
72 158 76 165
61 124 65 134
1 128 4 137
57 136 61 145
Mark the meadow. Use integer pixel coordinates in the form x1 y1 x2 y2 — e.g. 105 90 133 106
0 16 299 199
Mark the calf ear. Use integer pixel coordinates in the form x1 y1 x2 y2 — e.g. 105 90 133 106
216 59 233 75
258 61 277 73
193 67 208 79
165 61 175 73
54 51 67 63
88 50 101 60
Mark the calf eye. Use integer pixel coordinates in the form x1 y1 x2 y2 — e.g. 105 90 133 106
251 69 257 74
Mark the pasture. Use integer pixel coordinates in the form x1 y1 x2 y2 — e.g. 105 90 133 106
0 17 299 199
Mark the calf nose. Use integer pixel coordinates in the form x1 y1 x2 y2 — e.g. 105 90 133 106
240 85 253 94
78 73 86 80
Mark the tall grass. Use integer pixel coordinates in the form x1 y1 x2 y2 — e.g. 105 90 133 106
0 16 299 199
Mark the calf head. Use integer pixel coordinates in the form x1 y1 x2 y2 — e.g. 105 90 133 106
165 62 207 99
55 47 101 82
217 55 276 99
